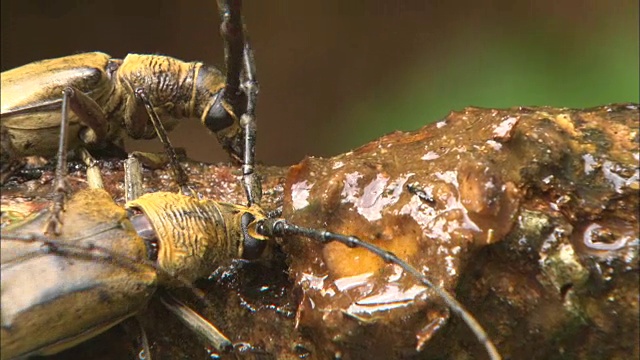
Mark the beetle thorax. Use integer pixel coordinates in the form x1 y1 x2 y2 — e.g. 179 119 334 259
105 54 202 139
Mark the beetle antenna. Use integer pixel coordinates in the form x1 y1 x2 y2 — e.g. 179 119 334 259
238 41 260 207
256 218 501 360
217 0 244 109
217 0 261 207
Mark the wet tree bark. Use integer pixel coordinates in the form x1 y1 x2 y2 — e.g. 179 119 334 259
2 103 638 359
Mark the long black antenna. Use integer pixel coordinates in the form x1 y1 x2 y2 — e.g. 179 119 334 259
217 0 261 207
257 218 501 360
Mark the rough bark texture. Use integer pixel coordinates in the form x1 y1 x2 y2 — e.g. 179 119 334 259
2 104 638 359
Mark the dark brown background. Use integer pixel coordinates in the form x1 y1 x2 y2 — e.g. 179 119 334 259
2 0 638 165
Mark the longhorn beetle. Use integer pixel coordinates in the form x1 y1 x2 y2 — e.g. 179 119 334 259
134 72 501 358
1 2 501 359
1 86 502 359
1 0 260 234
0 0 260 213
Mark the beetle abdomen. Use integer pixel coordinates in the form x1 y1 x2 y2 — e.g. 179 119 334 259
1 52 112 122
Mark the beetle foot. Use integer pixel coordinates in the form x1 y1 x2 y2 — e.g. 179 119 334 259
43 185 69 235
44 212 64 236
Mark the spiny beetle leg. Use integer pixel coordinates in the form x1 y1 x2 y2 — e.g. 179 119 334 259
134 88 194 196
44 88 73 235
217 0 261 206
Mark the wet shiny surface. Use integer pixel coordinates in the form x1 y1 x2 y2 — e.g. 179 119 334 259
282 103 639 359
1 104 638 359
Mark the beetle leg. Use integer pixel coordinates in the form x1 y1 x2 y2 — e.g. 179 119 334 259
62 86 110 145
78 147 105 190
133 316 152 360
158 291 233 354
44 88 74 235
134 88 194 196
217 0 261 206
128 148 187 169
125 154 144 202
1 84 111 186
43 84 112 234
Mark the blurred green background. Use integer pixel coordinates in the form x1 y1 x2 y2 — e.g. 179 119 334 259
2 0 638 165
